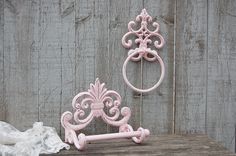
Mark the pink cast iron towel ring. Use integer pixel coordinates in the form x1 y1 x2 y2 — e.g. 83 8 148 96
122 9 165 93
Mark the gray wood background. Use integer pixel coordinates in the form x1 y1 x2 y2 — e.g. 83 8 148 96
0 0 235 153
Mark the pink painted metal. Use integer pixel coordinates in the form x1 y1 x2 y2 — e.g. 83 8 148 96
61 78 150 150
122 9 165 93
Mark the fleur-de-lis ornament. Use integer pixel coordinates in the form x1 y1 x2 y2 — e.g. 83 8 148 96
61 78 149 150
122 9 166 93
122 9 165 62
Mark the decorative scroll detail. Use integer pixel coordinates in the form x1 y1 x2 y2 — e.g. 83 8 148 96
122 9 165 62
72 78 123 123
61 78 149 150
121 9 165 93
61 78 131 131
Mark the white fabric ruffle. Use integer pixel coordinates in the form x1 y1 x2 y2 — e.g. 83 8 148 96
0 121 69 156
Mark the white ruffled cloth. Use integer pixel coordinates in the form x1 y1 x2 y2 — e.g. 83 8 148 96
0 121 70 156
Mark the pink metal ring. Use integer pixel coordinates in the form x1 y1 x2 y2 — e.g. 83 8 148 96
121 9 165 93
122 50 165 93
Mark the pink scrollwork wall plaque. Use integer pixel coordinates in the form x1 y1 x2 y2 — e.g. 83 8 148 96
61 78 149 150
122 9 165 93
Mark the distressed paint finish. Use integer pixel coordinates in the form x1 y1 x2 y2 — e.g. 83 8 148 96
75 0 108 135
108 0 143 132
121 9 165 93
60 0 76 138
1 0 236 153
61 78 150 150
92 0 112 134
75 0 96 135
207 0 236 152
4 0 39 130
42 135 236 156
93 0 110 134
143 0 174 134
38 0 62 133
175 0 208 134
0 0 5 121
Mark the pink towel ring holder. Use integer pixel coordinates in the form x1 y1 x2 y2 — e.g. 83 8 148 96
122 9 165 93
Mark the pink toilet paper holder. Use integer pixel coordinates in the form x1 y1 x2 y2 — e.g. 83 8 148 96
61 78 150 150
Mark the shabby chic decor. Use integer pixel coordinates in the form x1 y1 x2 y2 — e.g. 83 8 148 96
61 78 150 150
122 9 165 93
0 122 69 156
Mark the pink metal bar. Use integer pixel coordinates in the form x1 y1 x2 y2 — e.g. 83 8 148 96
85 128 149 142
61 78 150 150
121 9 165 93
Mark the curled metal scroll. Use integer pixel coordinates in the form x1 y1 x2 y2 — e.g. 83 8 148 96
61 78 149 150
122 9 165 93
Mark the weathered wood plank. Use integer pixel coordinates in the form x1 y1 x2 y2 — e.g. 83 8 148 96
94 0 109 84
0 0 5 120
175 0 208 134
108 0 143 132
4 0 39 130
60 0 76 138
92 0 109 134
143 0 174 134
2 0 236 153
38 0 62 133
42 135 236 156
207 0 236 152
75 0 106 134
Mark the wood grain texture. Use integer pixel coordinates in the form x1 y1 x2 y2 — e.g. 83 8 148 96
75 0 107 134
38 0 62 133
1 0 236 153
41 135 236 156
175 0 208 134
0 0 5 120
4 0 39 130
108 0 143 132
143 0 174 134
92 0 109 134
60 0 76 138
207 0 236 152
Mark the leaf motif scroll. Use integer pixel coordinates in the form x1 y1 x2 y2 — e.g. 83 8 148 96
61 78 131 131
122 9 165 62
